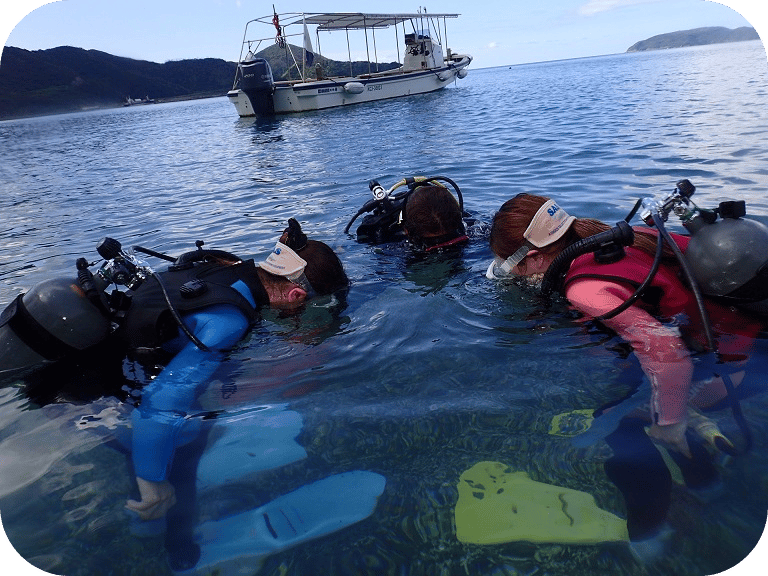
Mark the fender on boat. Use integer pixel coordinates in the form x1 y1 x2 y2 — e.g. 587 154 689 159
343 82 365 94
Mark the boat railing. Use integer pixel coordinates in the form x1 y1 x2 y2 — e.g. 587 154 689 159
234 12 467 86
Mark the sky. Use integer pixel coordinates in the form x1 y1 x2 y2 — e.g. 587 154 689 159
0 0 765 69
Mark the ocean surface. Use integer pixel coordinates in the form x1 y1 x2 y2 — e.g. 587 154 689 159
1 40 768 576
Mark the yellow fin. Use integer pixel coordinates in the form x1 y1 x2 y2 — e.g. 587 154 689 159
549 409 595 437
455 461 628 545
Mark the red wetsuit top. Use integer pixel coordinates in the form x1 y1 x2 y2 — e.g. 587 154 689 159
563 230 763 425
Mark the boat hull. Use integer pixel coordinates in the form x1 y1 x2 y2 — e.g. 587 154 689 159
228 56 471 117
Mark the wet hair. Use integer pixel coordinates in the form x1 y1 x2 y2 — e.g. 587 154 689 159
402 185 465 241
489 193 675 260
280 218 348 295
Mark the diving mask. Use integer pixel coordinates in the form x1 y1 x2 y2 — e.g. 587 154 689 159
486 199 575 279
258 241 316 296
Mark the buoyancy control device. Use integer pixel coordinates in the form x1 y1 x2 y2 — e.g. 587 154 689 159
0 238 241 377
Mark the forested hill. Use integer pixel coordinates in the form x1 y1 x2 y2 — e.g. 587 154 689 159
0 46 237 119
627 26 759 52
0 44 399 120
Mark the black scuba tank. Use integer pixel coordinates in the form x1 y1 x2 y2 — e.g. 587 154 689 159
0 277 112 377
682 200 768 313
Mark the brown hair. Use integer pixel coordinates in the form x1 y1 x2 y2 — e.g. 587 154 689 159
489 193 673 260
299 239 348 295
403 185 464 240
280 219 348 295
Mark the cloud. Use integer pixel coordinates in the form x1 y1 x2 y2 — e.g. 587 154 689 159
578 0 660 16
487 41 499 49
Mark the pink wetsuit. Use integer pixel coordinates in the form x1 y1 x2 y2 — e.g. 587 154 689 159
563 231 762 426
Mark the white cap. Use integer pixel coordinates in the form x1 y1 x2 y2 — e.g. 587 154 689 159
258 242 307 278
524 199 576 248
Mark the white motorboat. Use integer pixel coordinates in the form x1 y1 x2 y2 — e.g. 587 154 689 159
227 10 472 116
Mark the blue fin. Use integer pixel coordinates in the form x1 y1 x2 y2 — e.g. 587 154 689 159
179 470 386 575
195 404 307 491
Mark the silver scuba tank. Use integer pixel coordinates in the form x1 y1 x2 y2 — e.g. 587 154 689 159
0 277 111 377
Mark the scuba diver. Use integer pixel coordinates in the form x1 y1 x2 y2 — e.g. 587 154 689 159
345 176 470 252
486 181 767 548
0 218 349 570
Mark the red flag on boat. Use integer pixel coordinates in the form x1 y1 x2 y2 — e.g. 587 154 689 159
273 8 285 47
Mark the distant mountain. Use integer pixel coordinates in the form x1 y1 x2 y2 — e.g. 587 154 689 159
0 46 237 119
627 26 759 52
0 43 400 120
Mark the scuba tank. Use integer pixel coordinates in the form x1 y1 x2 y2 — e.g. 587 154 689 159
0 237 236 378
0 276 112 376
668 180 768 313
0 237 151 377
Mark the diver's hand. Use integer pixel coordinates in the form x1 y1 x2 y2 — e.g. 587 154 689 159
126 477 177 520
647 421 692 458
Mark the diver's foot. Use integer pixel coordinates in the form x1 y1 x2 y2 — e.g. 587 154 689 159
125 478 177 520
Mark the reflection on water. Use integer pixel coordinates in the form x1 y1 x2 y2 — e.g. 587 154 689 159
1 41 767 576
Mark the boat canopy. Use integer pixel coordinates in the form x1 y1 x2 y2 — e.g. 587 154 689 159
302 13 459 31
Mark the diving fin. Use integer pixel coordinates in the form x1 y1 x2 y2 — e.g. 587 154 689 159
195 404 307 491
455 461 628 545
549 408 595 437
569 381 652 448
73 402 308 493
178 470 386 576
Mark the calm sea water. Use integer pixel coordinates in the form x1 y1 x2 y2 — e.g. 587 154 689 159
1 40 768 576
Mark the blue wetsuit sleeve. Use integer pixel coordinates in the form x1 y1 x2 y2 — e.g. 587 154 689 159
131 304 250 482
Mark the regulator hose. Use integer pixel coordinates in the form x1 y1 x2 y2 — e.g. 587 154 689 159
149 272 210 352
652 214 752 451
423 176 464 212
540 220 635 296
594 227 663 321
344 196 398 234
652 212 715 351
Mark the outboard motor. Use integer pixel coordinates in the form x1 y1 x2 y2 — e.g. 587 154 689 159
239 57 276 115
